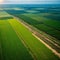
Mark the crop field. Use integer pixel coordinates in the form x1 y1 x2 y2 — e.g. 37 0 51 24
0 4 60 60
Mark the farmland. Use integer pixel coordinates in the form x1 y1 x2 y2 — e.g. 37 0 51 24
0 4 60 60
0 11 33 60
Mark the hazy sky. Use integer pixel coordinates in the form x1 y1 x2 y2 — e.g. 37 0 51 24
0 0 60 4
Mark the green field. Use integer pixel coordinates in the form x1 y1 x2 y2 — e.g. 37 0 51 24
0 6 60 60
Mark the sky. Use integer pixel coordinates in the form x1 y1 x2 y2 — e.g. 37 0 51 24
0 0 60 4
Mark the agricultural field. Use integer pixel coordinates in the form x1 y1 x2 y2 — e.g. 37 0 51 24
0 11 33 60
5 6 60 40
0 4 60 60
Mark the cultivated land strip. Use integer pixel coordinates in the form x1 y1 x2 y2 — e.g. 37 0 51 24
8 20 36 60
13 17 60 58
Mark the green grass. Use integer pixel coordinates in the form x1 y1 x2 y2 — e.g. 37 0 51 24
9 19 60 60
0 19 33 60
